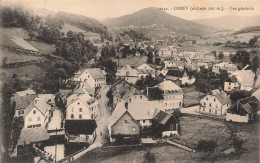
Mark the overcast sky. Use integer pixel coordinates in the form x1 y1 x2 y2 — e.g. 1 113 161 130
2 0 260 20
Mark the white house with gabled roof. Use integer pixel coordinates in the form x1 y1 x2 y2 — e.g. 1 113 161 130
73 68 106 88
23 97 51 129
155 80 184 111
137 63 155 77
199 89 231 116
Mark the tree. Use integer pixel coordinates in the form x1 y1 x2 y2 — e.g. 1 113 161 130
143 150 156 163
218 52 224 60
230 90 251 103
233 137 243 153
155 57 161 65
251 56 259 73
147 51 153 64
196 140 217 153
2 57 8 67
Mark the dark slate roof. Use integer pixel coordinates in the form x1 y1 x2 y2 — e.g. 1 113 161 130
225 76 239 83
166 69 185 78
153 110 176 125
145 87 164 101
65 120 97 135
229 96 259 114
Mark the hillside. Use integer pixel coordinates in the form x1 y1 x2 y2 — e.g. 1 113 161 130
234 26 260 35
193 15 260 31
102 7 215 35
53 12 109 38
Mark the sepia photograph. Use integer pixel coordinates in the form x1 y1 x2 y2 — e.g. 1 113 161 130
0 0 259 162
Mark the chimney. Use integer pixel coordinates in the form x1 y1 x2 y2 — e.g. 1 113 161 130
125 102 128 110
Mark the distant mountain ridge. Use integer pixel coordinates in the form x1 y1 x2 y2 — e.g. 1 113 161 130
193 15 260 31
102 7 216 35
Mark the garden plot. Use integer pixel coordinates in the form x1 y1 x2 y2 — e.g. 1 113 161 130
174 116 231 149
10 36 38 51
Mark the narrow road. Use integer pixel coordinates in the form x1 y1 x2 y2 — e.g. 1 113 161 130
63 85 111 162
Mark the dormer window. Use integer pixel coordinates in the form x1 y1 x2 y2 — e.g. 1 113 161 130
206 97 208 100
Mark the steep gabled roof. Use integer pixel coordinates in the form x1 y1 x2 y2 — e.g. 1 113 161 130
128 102 161 120
87 68 106 79
109 102 141 128
15 89 36 97
225 76 239 83
117 65 139 77
166 69 185 78
24 97 51 117
228 96 259 114
211 89 231 105
153 110 178 125
17 127 50 145
156 80 182 91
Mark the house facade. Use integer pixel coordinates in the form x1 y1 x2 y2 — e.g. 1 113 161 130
73 68 106 88
116 65 140 84
224 76 240 92
108 103 142 142
24 97 51 129
199 89 231 116
212 62 237 74
155 80 184 111
137 63 155 77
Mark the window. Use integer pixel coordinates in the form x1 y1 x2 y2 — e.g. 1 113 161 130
179 102 182 107
214 98 216 102
71 114 74 118
33 110 36 114
132 127 136 132
209 109 211 113
203 108 205 111
209 103 212 107
143 120 145 123
78 102 80 105
79 114 82 119
206 97 208 100
29 117 32 122
203 102 206 106
79 108 82 112
91 114 94 119
140 95 142 99
27 125 32 128
36 124 41 127
18 110 24 115
125 120 127 123
216 104 218 108
215 110 217 114
37 116 40 121
229 83 231 85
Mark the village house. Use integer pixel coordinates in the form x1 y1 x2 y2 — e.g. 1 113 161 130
11 89 37 117
66 88 99 120
163 60 184 70
196 62 209 69
116 65 140 84
23 96 52 129
158 47 177 58
232 68 256 91
226 96 259 123
152 110 180 137
108 78 148 109
252 88 260 102
73 68 106 88
224 76 240 92
166 69 195 85
155 80 184 111
65 120 97 143
127 101 163 127
137 63 155 77
212 61 237 74
199 89 231 116
108 102 142 142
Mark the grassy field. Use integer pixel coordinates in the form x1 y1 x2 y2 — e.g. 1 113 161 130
112 55 147 67
183 86 205 107
26 40 55 54
175 116 231 149
0 49 44 66
0 27 29 39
